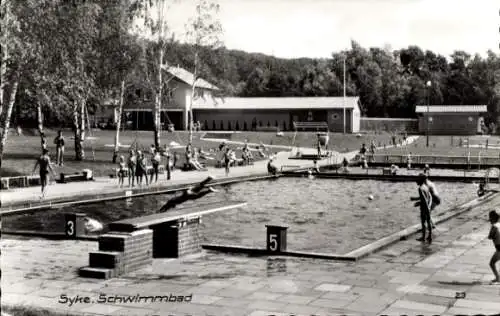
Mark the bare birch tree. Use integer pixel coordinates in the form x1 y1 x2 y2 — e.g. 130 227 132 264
185 0 222 143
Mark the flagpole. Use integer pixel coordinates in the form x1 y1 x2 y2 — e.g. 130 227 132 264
343 54 346 134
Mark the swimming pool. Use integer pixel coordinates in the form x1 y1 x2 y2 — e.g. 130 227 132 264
3 178 479 253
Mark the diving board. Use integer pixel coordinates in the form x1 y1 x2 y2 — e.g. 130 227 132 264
79 200 247 279
108 200 247 232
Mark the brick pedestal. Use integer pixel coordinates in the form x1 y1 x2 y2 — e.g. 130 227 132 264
152 217 201 258
79 229 152 279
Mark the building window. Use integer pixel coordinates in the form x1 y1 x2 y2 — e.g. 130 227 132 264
332 114 339 120
307 111 313 121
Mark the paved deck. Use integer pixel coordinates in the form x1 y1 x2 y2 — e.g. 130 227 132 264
2 192 500 316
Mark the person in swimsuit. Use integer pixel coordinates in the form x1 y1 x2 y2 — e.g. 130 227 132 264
118 155 126 188
159 176 218 211
32 149 55 198
411 173 433 243
487 210 500 283
312 160 320 173
135 150 148 186
173 152 179 169
359 143 367 155
423 164 431 177
267 157 278 175
54 130 65 166
127 150 137 187
424 174 440 229
224 147 231 176
150 149 161 183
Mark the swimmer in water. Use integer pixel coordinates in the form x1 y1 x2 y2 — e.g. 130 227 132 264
84 217 103 233
159 176 218 211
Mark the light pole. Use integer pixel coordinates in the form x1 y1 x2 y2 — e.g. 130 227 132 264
343 55 346 134
425 80 432 147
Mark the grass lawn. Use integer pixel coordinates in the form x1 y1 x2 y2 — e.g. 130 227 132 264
1 129 395 177
0 129 254 178
224 131 395 153
376 135 500 157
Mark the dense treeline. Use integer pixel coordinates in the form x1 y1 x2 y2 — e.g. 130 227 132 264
167 41 500 121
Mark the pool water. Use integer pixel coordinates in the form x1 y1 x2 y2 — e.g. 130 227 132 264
3 178 479 253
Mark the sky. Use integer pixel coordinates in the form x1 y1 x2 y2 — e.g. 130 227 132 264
159 0 499 59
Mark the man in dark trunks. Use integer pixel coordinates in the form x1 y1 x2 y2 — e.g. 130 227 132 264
54 130 65 166
32 149 56 198
159 176 218 211
411 173 433 243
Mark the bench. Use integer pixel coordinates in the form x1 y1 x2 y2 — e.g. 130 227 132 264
293 121 329 131
79 200 247 279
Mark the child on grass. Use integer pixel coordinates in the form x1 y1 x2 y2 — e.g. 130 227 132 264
487 210 500 283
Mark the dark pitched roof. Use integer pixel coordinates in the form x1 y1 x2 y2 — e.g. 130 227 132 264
162 65 219 91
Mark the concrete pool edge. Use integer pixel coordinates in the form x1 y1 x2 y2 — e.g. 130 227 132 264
345 191 500 259
201 244 357 261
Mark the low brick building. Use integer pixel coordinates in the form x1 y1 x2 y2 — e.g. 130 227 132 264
415 105 487 135
193 96 361 133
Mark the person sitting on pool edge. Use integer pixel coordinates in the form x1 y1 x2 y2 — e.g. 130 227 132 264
267 156 278 175
341 157 350 173
312 160 320 173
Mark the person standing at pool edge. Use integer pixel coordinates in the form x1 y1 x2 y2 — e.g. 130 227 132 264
224 147 231 176
424 173 440 229
127 150 137 187
117 155 126 188
32 148 56 198
487 210 500 283
150 148 161 183
411 173 433 243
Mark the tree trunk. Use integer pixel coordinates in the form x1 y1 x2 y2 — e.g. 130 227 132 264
0 41 8 117
0 75 19 170
112 80 125 163
153 48 163 151
73 100 83 161
80 96 86 142
188 51 198 144
37 102 44 149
